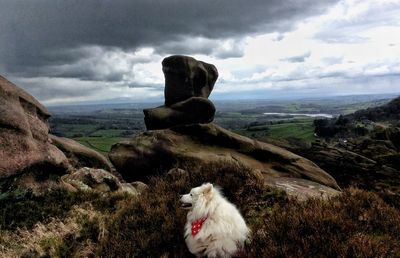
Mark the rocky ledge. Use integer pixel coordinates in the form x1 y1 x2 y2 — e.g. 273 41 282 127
109 123 340 196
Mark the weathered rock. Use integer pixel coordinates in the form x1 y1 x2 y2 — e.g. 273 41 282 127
264 177 340 201
50 135 112 171
109 123 340 191
0 76 69 179
143 55 218 130
61 167 141 195
143 97 215 130
162 55 218 106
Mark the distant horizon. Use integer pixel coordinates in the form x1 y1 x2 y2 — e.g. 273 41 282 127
46 91 400 108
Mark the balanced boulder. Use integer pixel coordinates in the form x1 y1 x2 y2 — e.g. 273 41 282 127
143 55 218 130
162 55 218 106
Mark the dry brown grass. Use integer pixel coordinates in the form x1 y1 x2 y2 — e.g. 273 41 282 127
1 162 400 257
0 205 105 257
96 162 400 257
249 188 400 257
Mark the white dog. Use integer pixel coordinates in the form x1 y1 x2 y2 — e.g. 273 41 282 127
180 183 250 258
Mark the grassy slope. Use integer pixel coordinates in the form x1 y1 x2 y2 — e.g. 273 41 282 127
1 162 399 257
262 120 315 142
236 119 316 145
52 124 132 154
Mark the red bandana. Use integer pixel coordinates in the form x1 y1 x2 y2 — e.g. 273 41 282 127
191 217 208 236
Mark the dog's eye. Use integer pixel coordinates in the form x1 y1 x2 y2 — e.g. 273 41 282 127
190 193 193 197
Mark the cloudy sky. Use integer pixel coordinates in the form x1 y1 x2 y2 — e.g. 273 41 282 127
0 0 399 105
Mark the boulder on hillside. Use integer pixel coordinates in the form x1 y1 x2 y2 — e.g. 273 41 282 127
143 55 218 130
0 76 69 180
109 123 340 193
50 135 113 171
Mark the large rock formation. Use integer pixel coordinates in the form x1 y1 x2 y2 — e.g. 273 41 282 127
0 75 69 179
0 75 114 192
143 55 218 130
110 56 340 198
110 123 340 193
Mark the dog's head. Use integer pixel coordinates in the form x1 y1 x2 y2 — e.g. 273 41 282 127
180 183 214 210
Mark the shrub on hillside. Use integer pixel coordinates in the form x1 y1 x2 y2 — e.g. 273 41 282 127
250 188 400 257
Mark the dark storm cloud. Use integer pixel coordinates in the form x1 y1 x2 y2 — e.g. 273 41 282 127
157 37 246 58
0 0 339 75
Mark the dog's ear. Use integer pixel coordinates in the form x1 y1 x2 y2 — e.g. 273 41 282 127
203 183 213 194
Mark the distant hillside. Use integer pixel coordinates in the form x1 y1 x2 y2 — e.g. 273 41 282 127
315 96 400 138
351 96 400 122
300 95 400 194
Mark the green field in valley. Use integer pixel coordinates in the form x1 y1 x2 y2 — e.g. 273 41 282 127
236 118 316 145
264 120 315 142
74 136 129 155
